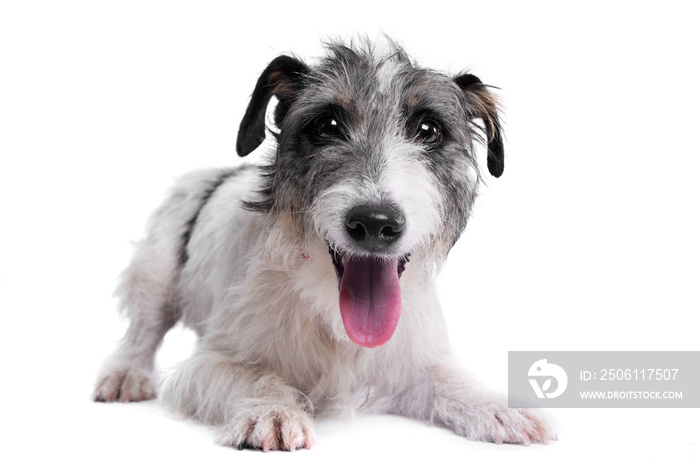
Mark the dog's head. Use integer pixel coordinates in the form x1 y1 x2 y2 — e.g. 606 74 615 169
236 39 504 348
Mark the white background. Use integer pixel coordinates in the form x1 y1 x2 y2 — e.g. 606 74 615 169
1 1 698 465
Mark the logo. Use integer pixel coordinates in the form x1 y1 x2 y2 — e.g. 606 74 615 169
528 359 568 399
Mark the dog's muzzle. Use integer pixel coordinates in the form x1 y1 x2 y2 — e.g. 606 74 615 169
328 204 409 349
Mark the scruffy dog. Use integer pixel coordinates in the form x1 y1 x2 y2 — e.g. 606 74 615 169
94 39 555 451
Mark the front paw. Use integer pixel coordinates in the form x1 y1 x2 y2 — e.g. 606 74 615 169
93 366 156 403
457 401 556 445
218 402 316 452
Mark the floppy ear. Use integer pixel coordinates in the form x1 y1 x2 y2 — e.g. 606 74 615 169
236 55 310 156
454 74 504 178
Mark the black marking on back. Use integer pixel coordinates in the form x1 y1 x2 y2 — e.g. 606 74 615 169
179 166 249 266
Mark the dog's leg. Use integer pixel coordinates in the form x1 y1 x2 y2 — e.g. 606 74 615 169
94 239 180 402
392 358 556 445
162 350 315 452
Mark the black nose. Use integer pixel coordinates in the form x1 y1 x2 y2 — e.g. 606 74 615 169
345 204 405 251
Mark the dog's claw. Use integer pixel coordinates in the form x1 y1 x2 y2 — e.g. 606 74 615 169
218 403 315 452
456 404 555 446
93 367 156 403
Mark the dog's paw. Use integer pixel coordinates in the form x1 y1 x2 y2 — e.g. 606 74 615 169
218 402 316 452
458 402 556 445
93 366 156 403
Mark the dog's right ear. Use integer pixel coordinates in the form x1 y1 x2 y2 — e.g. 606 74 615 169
236 55 310 156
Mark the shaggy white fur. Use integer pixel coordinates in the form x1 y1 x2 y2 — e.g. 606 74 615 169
94 39 556 451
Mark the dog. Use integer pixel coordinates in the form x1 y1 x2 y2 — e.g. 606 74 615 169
94 38 556 451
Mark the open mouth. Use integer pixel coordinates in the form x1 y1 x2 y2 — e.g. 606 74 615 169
329 247 410 348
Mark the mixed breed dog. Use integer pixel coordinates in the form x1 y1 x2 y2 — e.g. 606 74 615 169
94 38 555 451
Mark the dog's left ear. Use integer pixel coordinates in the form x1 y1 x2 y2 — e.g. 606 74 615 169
454 74 504 178
236 55 310 156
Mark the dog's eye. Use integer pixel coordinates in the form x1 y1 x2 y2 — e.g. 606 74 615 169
413 120 442 145
310 115 341 142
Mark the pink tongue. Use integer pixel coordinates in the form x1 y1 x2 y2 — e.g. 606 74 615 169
339 256 401 348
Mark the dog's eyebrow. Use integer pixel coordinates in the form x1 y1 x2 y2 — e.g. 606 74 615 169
403 103 448 125
403 84 464 128
300 101 353 127
402 75 461 111
404 90 426 111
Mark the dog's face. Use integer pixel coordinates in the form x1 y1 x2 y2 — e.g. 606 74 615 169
237 40 504 348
